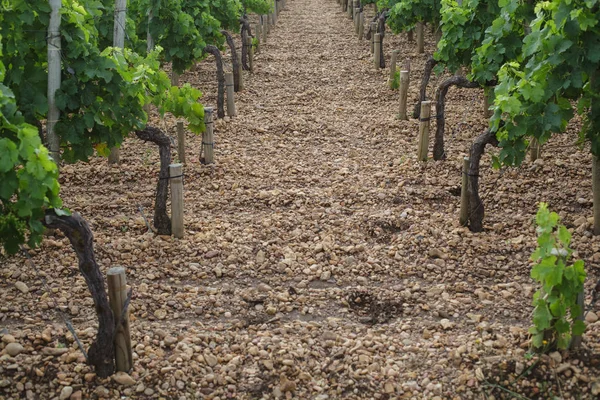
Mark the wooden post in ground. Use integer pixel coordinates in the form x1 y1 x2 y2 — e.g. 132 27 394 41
459 157 470 226
47 0 62 166
177 121 185 164
594 156 600 235
417 101 431 161
202 107 214 164
370 22 377 54
246 36 254 73
225 72 236 117
416 22 424 53
408 29 414 42
109 0 128 165
374 33 381 69
529 138 541 162
169 163 184 238
171 72 180 86
347 0 353 18
358 12 364 40
483 88 493 118
263 16 268 42
402 58 411 75
389 50 399 89
398 70 409 120
255 24 261 53
107 266 132 372
570 291 585 349
237 51 244 91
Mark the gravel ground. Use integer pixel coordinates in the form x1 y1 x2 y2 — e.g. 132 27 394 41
1 0 600 398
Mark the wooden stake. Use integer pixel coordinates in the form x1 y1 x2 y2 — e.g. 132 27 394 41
255 24 261 53
202 107 214 164
374 33 381 69
263 16 268 43
47 0 62 166
347 0 353 18
171 72 180 86
370 22 377 54
483 88 493 118
389 50 399 88
570 291 584 350
109 0 128 165
398 70 409 120
402 58 411 75
408 29 414 42
246 36 254 73
237 52 244 91
176 121 185 164
107 266 132 373
529 138 541 162
416 22 424 53
225 72 236 117
358 12 364 40
169 163 184 238
417 101 431 161
459 157 470 226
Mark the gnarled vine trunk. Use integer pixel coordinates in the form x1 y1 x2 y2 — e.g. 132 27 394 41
134 126 171 235
467 129 499 232
205 45 225 119
221 30 240 92
413 55 438 119
43 211 115 378
240 16 253 71
377 13 386 69
433 76 480 160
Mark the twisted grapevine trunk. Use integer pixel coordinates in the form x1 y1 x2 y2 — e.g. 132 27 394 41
43 211 115 378
135 126 171 235
221 30 240 92
205 45 225 119
413 55 438 119
240 16 253 71
433 76 480 160
377 13 386 69
467 129 499 232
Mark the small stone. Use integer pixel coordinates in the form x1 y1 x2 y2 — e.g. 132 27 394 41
549 351 562 364
94 386 109 398
59 386 73 400
585 311 598 323
256 250 266 264
592 380 600 395
14 281 29 294
144 388 155 396
70 390 82 400
135 383 145 393
384 381 394 393
213 266 223 278
279 376 296 393
204 250 220 259
164 336 178 346
113 372 136 386
0 379 10 388
515 362 524 375
428 249 447 259
42 347 69 356
204 353 218 367
266 305 277 315
440 319 454 330
5 342 24 357
1 334 15 344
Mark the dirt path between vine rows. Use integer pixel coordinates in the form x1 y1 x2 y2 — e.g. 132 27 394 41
2 0 600 398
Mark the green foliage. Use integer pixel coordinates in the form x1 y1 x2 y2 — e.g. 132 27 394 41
491 0 600 165
381 0 441 34
390 69 400 90
0 40 63 255
241 0 272 16
529 203 586 351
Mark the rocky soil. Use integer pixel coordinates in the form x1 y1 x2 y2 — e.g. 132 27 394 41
1 0 600 398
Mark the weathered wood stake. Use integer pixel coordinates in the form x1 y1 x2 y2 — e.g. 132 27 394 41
246 36 254 72
107 266 132 373
370 22 377 53
225 72 236 117
237 52 244 91
177 121 185 164
47 0 62 166
255 24 261 53
529 138 541 162
389 50 399 88
109 0 128 165
169 163 184 238
398 70 409 120
594 156 600 235
416 22 424 53
358 12 364 40
171 72 180 86
202 107 215 164
459 157 470 226
263 16 268 42
417 101 431 161
374 33 381 69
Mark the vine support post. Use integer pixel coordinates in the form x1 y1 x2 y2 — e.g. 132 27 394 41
389 50 399 88
263 16 268 43
358 12 364 40
246 36 254 73
176 121 185 165
483 87 494 118
593 156 600 235
171 72 180 86
459 157 470 226
347 0 353 18
374 34 381 69
416 22 424 53
107 266 132 373
407 29 414 42
202 107 215 164
417 101 431 161
169 163 184 239
237 51 244 91
255 24 261 53
225 72 237 117
529 138 541 162
398 70 409 120
109 0 128 165
370 22 377 53
47 0 62 167
570 291 585 350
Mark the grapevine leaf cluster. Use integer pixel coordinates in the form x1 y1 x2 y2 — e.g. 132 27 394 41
379 0 441 34
529 203 586 350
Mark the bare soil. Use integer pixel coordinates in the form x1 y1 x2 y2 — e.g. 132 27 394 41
1 0 600 398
